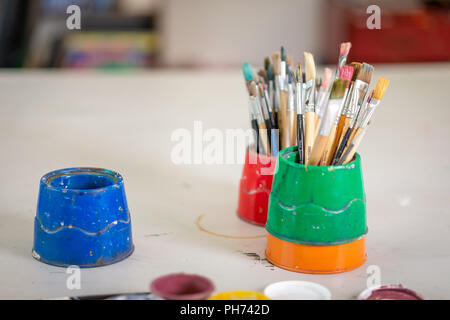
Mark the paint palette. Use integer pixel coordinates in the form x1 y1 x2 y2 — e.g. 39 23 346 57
264 281 331 300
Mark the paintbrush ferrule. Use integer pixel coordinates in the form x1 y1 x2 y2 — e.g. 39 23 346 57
353 79 369 108
288 83 295 111
274 76 281 111
358 98 380 128
250 96 264 124
303 79 315 113
342 82 355 117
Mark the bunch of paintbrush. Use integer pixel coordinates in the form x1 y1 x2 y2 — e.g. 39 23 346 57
241 42 389 164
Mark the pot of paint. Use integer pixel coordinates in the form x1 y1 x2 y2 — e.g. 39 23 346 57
209 290 270 300
150 273 215 300
358 285 424 300
32 167 134 267
237 147 277 226
265 146 367 274
264 281 331 300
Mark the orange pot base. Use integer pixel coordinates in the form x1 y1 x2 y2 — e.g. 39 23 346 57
265 233 366 274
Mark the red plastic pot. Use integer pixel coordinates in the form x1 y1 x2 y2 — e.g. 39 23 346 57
237 148 277 226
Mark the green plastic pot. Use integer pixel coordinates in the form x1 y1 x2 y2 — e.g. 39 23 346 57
266 146 367 245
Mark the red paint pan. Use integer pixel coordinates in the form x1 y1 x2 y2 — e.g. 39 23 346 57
237 148 277 226
150 273 215 300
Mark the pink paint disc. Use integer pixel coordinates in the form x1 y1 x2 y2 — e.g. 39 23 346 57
150 273 215 300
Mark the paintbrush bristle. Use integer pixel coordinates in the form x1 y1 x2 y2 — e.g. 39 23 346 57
304 52 316 82
250 81 258 97
258 69 268 82
267 64 274 81
321 68 332 89
339 65 354 85
242 62 253 81
356 63 374 84
281 46 286 62
264 57 271 71
373 77 389 100
272 52 281 75
329 79 347 99
296 62 302 83
286 56 294 69
340 42 352 56
350 62 362 82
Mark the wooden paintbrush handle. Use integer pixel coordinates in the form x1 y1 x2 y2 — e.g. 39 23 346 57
313 113 321 137
343 128 367 164
288 109 296 146
322 124 337 165
340 127 361 162
338 116 352 147
309 133 328 165
304 111 316 164
279 91 288 149
335 115 346 146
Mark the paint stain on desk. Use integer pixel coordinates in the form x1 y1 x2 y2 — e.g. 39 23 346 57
238 251 275 270
195 214 266 239
144 233 169 238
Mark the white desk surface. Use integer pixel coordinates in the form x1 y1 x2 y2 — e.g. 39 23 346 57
0 64 449 300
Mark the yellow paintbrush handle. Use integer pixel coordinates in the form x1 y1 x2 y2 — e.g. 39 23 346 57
343 128 367 164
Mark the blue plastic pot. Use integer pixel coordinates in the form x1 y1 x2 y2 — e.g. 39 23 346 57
32 167 134 267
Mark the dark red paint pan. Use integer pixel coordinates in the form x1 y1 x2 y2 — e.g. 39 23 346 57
358 284 424 300
150 273 215 300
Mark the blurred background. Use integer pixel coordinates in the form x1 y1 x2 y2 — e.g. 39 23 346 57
1 0 449 69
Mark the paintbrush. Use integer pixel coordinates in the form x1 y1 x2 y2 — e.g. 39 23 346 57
332 63 373 164
303 52 316 164
258 81 277 154
267 64 276 128
272 52 282 134
250 81 270 155
287 69 297 146
242 62 260 153
295 62 304 164
337 126 368 165
258 78 276 131
278 54 289 149
314 68 333 135
335 42 352 79
346 63 374 141
337 77 389 164
354 77 389 132
308 79 347 165
322 65 354 165
334 62 362 153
